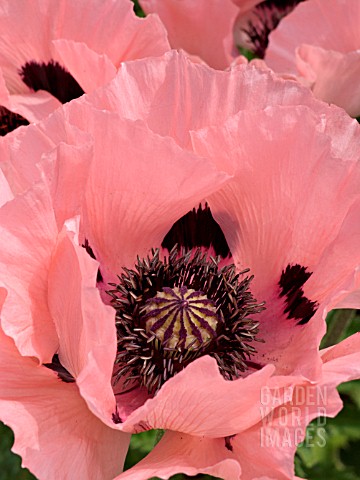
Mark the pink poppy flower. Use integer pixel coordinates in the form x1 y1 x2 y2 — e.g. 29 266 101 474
0 109 240 478
265 0 360 117
139 0 239 69
1 52 360 478
0 0 169 135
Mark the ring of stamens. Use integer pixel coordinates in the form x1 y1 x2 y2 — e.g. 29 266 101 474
108 246 265 394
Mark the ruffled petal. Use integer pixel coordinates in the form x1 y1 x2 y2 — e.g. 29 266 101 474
51 0 170 66
0 322 130 480
121 356 278 436
140 0 238 69
0 183 58 361
0 168 13 206
0 105 92 199
62 103 230 283
87 50 322 150
117 431 241 480
231 334 360 480
233 381 342 480
8 90 62 122
53 39 117 93
38 140 93 230
266 0 360 116
321 332 360 383
296 45 360 117
305 199 360 311
48 218 118 423
191 105 360 379
0 0 169 93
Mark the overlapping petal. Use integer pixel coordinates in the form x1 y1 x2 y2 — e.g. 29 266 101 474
0 0 170 126
139 0 238 69
86 50 325 150
0 293 129 480
266 0 360 116
0 183 59 361
60 103 231 283
0 33 359 480
191 105 360 379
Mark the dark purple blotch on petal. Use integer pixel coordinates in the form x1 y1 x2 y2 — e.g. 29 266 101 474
82 239 103 283
0 106 29 136
162 203 231 258
43 354 75 383
279 264 318 325
19 60 84 104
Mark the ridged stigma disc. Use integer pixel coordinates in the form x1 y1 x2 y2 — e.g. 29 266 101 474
142 286 219 349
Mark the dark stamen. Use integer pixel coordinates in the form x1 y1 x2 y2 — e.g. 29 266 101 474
19 60 84 104
109 246 264 394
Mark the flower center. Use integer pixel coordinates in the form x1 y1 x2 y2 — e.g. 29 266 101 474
109 247 265 394
143 286 219 350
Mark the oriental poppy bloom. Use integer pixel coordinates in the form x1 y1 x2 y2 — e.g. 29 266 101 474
1 54 360 479
0 0 169 135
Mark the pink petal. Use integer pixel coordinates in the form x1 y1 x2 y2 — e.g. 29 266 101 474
232 334 360 480
8 90 62 122
62 104 230 282
88 50 321 150
192 106 360 301
321 332 360 383
53 39 117 93
232 0 262 11
0 323 130 480
0 183 58 361
0 0 169 93
232 425 296 480
266 0 360 115
305 199 360 310
267 0 360 73
140 0 238 69
296 45 360 117
0 104 92 200
121 356 276 436
117 431 241 480
234 380 342 480
0 168 13 207
48 219 118 423
58 0 170 66
191 105 360 378
38 138 93 230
